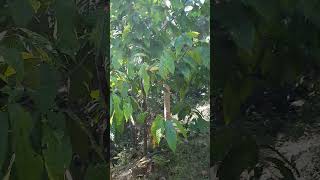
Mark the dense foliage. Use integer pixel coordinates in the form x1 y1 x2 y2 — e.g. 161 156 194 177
212 0 320 179
110 0 210 155
0 0 109 179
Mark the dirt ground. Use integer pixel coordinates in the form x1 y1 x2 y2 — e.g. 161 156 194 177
111 103 210 180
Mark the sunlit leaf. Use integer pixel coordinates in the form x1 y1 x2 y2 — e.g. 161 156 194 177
151 115 165 145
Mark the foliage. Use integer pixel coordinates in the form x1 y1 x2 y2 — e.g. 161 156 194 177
110 0 210 153
0 0 109 179
212 0 320 179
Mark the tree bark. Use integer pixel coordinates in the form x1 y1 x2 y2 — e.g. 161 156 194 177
142 94 149 155
163 84 171 120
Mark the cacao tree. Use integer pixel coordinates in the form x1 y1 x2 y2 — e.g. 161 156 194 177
110 0 210 154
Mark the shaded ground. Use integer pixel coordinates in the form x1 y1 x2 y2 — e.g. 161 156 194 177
111 103 210 180
275 125 320 180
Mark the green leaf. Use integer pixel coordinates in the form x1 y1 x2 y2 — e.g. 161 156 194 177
54 0 79 56
165 120 177 152
213 1 255 52
188 47 202 64
163 51 175 74
217 136 259 180
112 94 124 133
174 35 192 56
30 0 41 13
8 104 43 180
172 119 187 138
139 64 150 95
114 107 124 134
242 0 279 21
0 112 9 169
123 102 133 122
42 112 72 180
137 112 147 124
0 47 24 82
151 115 165 144
200 46 210 69
223 82 241 124
158 50 175 80
8 0 34 27
112 94 121 108
84 164 108 180
31 63 58 113
211 128 239 163
159 61 169 80
195 118 209 134
90 90 100 99
186 31 200 38
181 65 191 82
127 61 135 79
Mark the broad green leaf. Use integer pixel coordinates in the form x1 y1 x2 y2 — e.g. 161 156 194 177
114 107 124 134
90 7 108 55
2 153 15 180
54 0 79 56
122 24 131 40
112 94 121 108
0 47 24 82
172 119 187 138
242 0 279 21
19 28 53 51
165 120 177 152
217 136 258 180
188 47 202 64
163 52 175 74
112 57 121 70
42 112 72 180
31 63 59 113
90 90 100 99
30 0 41 13
142 72 150 96
21 52 35 60
8 0 34 27
181 65 191 82
0 112 9 169
174 35 192 56
223 82 241 124
8 104 43 180
127 61 135 79
151 115 165 144
211 128 239 163
149 66 159 72
186 31 200 38
123 102 133 122
159 61 169 79
137 112 147 124
139 64 150 95
4 66 16 77
193 118 209 134
84 164 108 180
213 1 255 52
200 46 210 69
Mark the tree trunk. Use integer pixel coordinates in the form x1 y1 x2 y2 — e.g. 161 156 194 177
163 84 171 120
141 81 149 155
